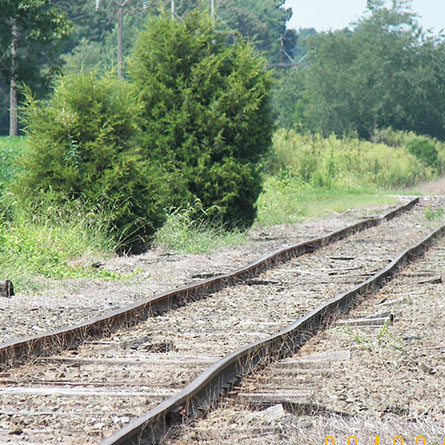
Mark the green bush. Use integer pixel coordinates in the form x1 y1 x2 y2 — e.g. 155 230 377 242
130 11 273 228
406 138 440 170
14 73 168 251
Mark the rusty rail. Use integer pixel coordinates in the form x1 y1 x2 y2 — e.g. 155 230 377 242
0 198 418 368
102 220 444 445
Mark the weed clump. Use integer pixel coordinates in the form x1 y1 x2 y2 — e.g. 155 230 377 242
153 203 247 254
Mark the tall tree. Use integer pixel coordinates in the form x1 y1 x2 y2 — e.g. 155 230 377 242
0 0 71 136
143 0 296 60
301 0 445 139
217 0 295 59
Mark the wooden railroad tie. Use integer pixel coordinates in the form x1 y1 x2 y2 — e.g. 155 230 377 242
0 280 14 298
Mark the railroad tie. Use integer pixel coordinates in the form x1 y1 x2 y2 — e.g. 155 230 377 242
0 280 14 298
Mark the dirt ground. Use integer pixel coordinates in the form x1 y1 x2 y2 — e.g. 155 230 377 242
406 176 445 195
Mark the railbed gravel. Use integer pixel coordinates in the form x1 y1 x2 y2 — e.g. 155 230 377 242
0 197 409 344
0 196 443 444
166 230 445 444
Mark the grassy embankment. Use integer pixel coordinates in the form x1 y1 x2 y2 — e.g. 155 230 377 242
1 130 442 292
0 137 127 291
257 130 442 225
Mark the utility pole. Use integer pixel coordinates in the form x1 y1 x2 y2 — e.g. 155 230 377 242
115 0 129 79
171 0 175 19
210 0 215 18
98 0 148 79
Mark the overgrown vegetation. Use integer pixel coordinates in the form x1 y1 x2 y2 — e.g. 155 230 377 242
12 12 273 252
0 138 123 291
267 129 441 190
424 206 444 222
0 197 119 286
15 73 168 251
1 121 442 290
153 205 247 254
255 128 444 225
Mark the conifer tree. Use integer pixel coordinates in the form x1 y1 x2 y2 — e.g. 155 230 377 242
130 11 273 227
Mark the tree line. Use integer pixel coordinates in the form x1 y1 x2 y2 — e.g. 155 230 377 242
0 0 297 136
274 0 445 141
2 0 445 141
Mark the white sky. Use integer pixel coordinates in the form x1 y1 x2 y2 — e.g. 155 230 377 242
285 0 445 34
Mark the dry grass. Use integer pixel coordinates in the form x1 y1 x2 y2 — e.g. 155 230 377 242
406 176 445 195
165 399 444 444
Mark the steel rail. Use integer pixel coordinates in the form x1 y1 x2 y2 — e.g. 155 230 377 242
101 220 444 445
0 198 418 368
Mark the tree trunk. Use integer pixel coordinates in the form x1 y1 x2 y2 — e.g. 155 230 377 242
9 19 18 137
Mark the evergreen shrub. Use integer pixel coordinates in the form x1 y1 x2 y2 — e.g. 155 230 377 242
130 11 273 228
15 73 167 251
406 138 440 171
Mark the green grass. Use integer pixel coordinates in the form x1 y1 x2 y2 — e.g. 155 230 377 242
153 206 247 254
256 176 397 226
0 194 130 292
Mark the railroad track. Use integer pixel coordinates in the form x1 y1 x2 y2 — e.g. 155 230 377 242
0 197 443 444
164 233 445 444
